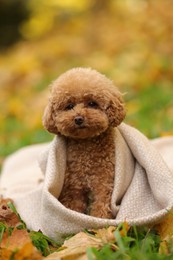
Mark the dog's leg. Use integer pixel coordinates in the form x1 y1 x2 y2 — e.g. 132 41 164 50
89 185 114 219
59 188 88 214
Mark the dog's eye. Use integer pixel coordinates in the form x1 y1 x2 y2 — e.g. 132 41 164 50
87 101 98 108
65 103 75 110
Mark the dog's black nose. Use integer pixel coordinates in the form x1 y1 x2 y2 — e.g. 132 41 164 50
75 116 84 125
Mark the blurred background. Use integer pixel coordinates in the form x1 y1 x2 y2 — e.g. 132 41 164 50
0 0 173 166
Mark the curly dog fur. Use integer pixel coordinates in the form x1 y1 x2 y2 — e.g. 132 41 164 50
43 68 126 219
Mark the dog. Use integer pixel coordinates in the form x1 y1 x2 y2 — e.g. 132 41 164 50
43 68 126 219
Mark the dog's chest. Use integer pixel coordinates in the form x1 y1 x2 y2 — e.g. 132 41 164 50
65 129 115 184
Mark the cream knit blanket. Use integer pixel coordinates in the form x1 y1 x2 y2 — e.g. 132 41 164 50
1 123 173 240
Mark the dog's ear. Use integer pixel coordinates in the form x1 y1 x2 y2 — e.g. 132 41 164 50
42 101 58 134
106 92 126 127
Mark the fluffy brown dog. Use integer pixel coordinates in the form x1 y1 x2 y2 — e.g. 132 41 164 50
43 68 126 219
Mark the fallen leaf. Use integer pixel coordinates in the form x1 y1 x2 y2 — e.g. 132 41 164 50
88 223 129 243
119 222 130 237
14 241 42 260
88 226 116 244
45 231 102 260
155 210 173 255
0 228 42 259
0 197 20 227
155 210 173 240
159 240 169 255
1 228 31 250
45 224 130 260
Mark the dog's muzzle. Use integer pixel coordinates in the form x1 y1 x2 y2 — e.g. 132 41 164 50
75 116 84 126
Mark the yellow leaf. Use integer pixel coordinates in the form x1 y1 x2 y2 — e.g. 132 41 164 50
160 131 173 137
14 242 42 260
159 240 169 255
45 231 102 260
0 224 42 259
0 248 12 260
155 209 173 240
88 226 116 244
119 222 130 237
45 224 130 259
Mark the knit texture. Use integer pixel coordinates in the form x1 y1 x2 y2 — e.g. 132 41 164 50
1 123 173 240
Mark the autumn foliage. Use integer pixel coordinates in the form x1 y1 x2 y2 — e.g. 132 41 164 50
0 198 41 259
1 1 173 257
0 198 130 259
1 197 173 259
0 0 173 166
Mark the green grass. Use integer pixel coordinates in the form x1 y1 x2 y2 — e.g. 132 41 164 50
0 1 173 257
0 219 171 259
125 83 173 138
1 203 173 259
87 225 172 260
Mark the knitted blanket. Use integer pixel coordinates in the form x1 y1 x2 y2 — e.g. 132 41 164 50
1 123 173 240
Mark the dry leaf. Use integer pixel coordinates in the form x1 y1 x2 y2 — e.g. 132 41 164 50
159 240 169 255
1 228 31 250
0 248 12 260
89 223 129 243
45 231 103 260
155 210 173 240
0 197 20 227
0 226 42 259
0 240 42 259
155 210 173 255
14 241 42 260
45 223 131 259
119 222 130 237
45 225 130 259
88 226 116 244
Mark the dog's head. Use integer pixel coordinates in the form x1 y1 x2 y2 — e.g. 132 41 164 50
43 68 126 139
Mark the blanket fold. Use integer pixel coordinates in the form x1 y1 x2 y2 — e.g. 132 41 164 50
1 123 173 240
